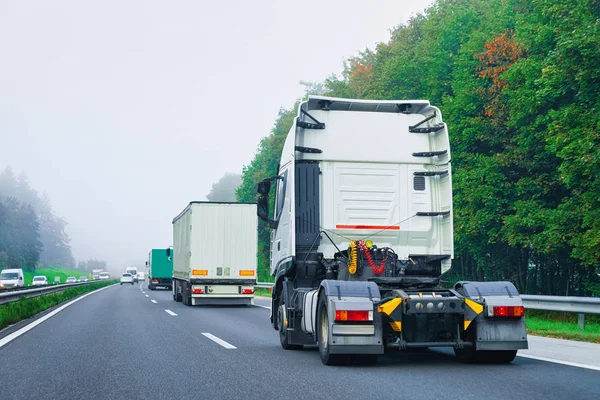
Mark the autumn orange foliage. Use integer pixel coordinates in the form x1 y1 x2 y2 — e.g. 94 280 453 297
477 31 524 117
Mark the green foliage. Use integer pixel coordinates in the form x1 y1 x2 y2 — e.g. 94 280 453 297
0 196 42 272
238 0 600 294
0 280 116 329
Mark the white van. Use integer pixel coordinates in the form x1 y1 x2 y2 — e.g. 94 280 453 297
0 269 25 289
126 267 138 283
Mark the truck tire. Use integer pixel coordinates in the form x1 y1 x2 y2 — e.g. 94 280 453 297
454 347 517 364
148 283 156 291
172 280 182 302
182 281 191 306
277 294 302 350
316 294 345 365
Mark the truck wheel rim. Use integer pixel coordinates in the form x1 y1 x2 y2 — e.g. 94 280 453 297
320 307 328 350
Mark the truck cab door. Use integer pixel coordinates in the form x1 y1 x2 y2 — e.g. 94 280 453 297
271 167 293 273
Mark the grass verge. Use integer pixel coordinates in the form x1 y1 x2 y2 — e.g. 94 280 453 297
255 288 271 297
0 280 117 330
23 267 92 286
525 310 600 344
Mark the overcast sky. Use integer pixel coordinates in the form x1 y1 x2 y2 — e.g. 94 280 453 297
0 0 433 271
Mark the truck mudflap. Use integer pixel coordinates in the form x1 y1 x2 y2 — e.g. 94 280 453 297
320 281 384 359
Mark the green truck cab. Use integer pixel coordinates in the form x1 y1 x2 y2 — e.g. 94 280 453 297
146 248 173 290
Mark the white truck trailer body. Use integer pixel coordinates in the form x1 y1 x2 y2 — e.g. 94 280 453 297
171 202 258 306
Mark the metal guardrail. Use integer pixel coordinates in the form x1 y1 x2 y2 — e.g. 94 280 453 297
255 282 600 329
0 281 108 305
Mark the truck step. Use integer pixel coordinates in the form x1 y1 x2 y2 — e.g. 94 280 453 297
412 150 447 157
413 170 448 177
416 211 451 217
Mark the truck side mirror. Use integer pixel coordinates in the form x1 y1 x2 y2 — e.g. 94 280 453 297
257 180 271 196
145 261 148 266
166 248 171 257
257 195 269 220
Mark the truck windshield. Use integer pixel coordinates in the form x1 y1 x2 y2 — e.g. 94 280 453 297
1 273 18 280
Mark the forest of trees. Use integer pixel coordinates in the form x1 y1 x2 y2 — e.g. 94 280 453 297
0 166 76 271
206 173 242 202
236 0 600 295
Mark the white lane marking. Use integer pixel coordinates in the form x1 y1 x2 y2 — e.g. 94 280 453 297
151 300 157 304
142 291 146 294
253 304 270 309
517 354 600 372
139 282 144 291
0 284 115 349
165 309 177 316
145 295 149 297
202 332 237 349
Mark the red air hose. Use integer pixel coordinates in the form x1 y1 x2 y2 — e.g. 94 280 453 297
357 240 385 275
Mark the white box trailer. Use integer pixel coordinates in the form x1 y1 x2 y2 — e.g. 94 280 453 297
171 201 258 306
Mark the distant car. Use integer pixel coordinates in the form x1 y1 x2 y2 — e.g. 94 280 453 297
0 269 25 289
66 276 77 283
137 272 145 281
92 274 100 280
31 276 48 286
120 273 134 285
99 272 110 280
78 276 88 282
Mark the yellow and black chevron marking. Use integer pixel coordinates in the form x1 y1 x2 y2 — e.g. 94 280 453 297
463 298 484 330
389 321 402 332
378 298 402 316
378 298 403 332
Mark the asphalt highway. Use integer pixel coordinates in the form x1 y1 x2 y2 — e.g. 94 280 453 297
0 283 598 400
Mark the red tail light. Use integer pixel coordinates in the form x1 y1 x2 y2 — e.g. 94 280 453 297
242 289 254 295
335 310 373 322
152 279 159 283
192 288 204 294
491 306 524 317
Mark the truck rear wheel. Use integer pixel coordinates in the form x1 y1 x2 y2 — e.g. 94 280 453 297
172 280 182 302
317 294 344 365
148 283 156 291
182 281 192 306
278 294 302 350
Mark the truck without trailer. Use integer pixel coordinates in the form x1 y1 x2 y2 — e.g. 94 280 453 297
170 202 258 306
146 249 172 290
257 96 528 365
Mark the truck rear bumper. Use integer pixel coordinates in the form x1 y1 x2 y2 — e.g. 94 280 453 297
329 344 384 355
191 296 253 306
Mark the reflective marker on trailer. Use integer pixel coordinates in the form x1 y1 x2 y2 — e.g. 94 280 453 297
335 310 373 321
489 305 525 317
192 288 204 294
152 279 159 283
242 288 254 295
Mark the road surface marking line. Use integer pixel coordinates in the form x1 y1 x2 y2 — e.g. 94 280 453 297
253 304 270 309
140 282 144 291
145 295 149 297
202 333 237 349
517 354 600 372
165 309 177 316
0 285 115 349
151 300 157 304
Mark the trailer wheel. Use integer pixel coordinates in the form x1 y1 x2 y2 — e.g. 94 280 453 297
172 280 182 302
454 348 517 364
148 284 155 291
317 294 344 365
277 294 302 350
182 281 191 306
